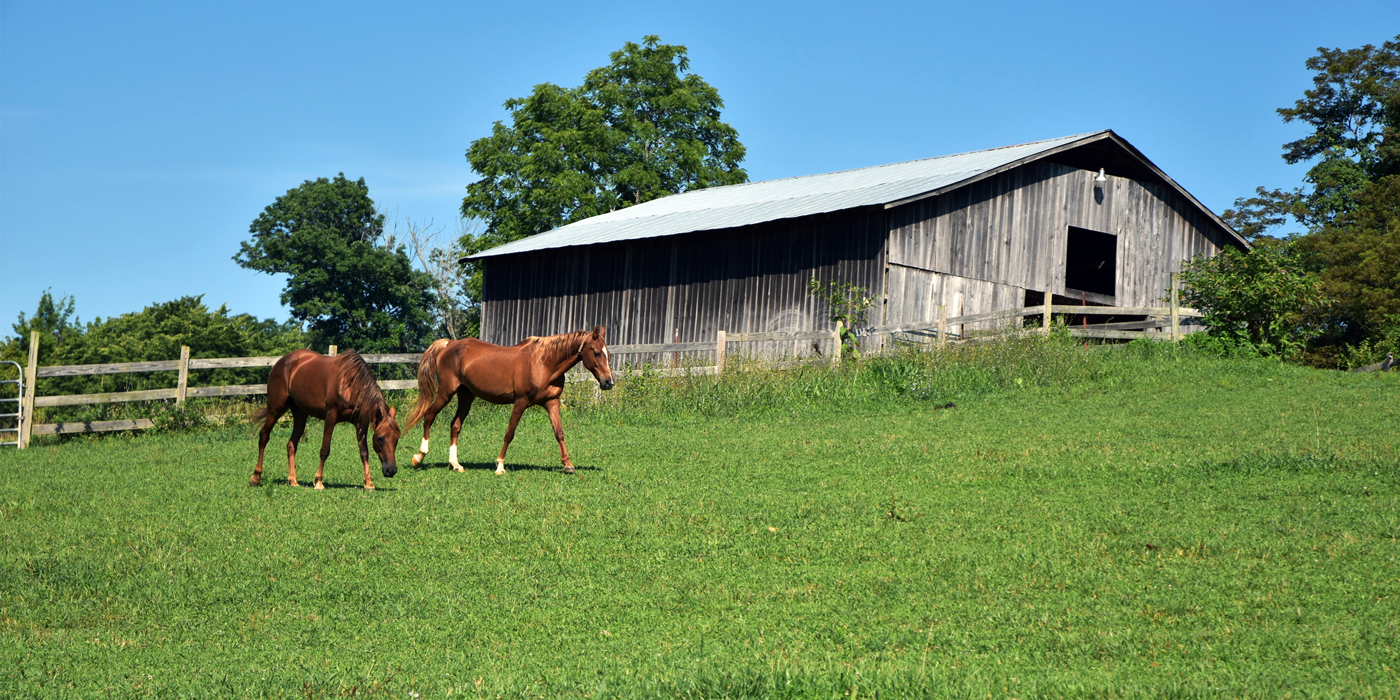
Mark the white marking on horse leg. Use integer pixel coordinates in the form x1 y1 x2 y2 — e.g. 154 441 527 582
449 444 464 472
495 458 506 475
420 438 430 454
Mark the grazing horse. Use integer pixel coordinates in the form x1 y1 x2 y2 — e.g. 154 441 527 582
405 326 615 474
250 349 401 490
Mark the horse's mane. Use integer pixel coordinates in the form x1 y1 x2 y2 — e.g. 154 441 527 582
336 350 396 432
526 330 590 363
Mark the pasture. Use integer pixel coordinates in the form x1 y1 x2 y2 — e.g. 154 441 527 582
2 339 1397 698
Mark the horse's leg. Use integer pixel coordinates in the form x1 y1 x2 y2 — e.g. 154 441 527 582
252 402 290 487
314 411 337 491
356 422 374 491
286 410 307 487
495 399 529 475
412 392 453 468
447 391 476 473
543 398 575 474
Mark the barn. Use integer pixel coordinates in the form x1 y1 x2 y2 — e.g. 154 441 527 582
467 130 1247 349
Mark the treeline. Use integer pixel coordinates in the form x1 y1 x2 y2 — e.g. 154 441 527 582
0 293 303 398
1181 35 1400 369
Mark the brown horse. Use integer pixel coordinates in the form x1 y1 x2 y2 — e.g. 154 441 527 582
250 349 401 490
405 326 615 474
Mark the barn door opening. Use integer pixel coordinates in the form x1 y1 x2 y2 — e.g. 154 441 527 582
1063 226 1117 302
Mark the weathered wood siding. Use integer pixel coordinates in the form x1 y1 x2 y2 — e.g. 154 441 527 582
481 208 886 350
882 264 1024 327
884 161 1233 322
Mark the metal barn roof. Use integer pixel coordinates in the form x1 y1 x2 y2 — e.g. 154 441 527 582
468 130 1238 259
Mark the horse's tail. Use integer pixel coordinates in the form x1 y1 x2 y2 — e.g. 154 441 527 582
249 406 268 424
405 339 451 429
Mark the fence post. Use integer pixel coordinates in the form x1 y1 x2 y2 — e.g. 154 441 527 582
937 305 948 347
1170 273 1181 342
1043 295 1053 334
328 345 338 357
714 331 726 376
19 332 38 449
176 346 190 405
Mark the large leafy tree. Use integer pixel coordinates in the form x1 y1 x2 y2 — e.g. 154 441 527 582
1297 174 1400 332
458 36 748 330
1201 36 1400 366
1223 35 1399 238
235 174 436 353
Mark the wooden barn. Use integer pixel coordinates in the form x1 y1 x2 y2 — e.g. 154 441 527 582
467 130 1247 349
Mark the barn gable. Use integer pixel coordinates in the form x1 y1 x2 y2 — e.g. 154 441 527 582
469 131 1244 347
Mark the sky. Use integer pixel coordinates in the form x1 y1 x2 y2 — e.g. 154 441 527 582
2 1 1396 331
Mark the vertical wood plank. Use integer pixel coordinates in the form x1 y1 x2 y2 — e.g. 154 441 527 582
715 330 726 375
1171 272 1181 341
328 345 338 357
19 332 38 449
176 346 190 405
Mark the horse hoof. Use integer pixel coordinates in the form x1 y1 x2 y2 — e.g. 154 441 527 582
314 482 325 491
495 468 506 476
249 477 262 487
411 453 423 467
289 481 299 488
562 466 575 474
451 465 465 473
364 484 375 491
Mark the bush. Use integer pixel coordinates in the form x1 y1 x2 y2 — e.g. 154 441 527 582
1177 242 1327 358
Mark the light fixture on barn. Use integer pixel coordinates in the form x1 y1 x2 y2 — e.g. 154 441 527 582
1093 167 1107 204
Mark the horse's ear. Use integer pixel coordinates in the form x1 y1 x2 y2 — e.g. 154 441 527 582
388 405 396 420
595 325 606 340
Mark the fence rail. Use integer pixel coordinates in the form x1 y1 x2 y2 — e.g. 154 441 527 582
12 285 1201 446
12 341 426 447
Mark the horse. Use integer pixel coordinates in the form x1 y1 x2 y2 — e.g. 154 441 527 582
250 349 401 490
404 326 615 475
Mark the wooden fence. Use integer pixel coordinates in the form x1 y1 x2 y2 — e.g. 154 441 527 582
10 289 1200 447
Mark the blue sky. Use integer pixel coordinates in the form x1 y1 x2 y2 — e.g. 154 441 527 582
2 1 1395 331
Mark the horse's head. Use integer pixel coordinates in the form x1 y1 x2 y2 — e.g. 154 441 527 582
579 325 615 390
372 405 401 477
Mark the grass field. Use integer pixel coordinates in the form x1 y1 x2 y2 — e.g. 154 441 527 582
2 340 1398 698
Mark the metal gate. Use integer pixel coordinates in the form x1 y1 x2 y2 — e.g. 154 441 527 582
1 360 22 447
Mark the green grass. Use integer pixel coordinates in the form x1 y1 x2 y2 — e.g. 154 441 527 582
2 340 1398 698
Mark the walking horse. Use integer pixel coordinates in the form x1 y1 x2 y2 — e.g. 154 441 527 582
250 349 401 490
405 326 615 474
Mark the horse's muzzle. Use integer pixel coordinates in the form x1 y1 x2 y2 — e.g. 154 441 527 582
382 461 398 478
600 377 615 390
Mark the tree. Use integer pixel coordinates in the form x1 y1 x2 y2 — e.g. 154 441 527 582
234 174 436 353
1207 36 1400 366
807 280 873 360
400 217 474 340
1223 36 1399 238
458 35 749 328
1297 174 1400 333
0 290 80 368
1 293 304 406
